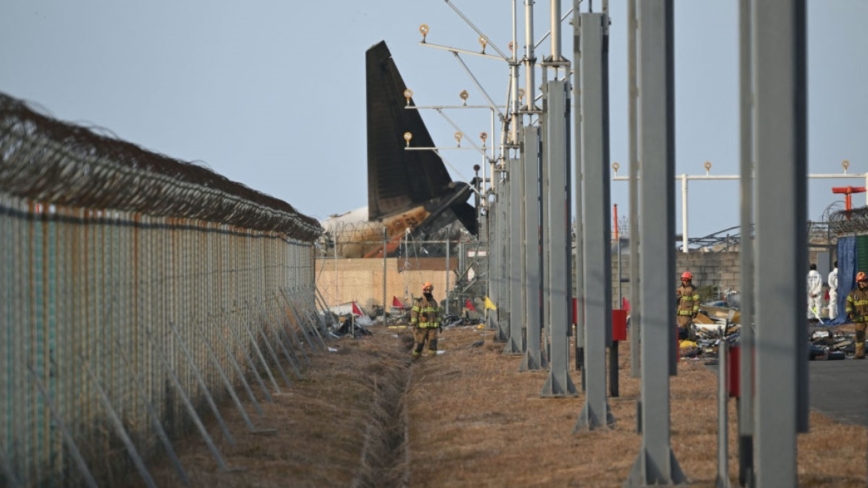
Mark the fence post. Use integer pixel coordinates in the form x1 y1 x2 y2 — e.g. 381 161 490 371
383 227 387 324
446 238 451 316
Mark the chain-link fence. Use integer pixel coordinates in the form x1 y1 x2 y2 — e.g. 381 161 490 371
0 92 324 486
315 236 489 322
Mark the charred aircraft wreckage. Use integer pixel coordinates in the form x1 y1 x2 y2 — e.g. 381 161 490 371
320 41 479 259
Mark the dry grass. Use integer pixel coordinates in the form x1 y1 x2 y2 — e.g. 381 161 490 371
408 328 867 488
136 326 867 487
135 333 412 488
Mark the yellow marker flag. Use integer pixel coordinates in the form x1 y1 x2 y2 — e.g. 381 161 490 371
484 296 497 310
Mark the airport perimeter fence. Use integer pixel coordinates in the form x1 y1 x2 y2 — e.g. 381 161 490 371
0 93 325 487
315 237 489 322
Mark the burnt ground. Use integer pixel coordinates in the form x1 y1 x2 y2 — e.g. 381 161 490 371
133 326 868 488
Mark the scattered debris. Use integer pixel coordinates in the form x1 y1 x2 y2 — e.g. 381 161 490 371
808 326 857 359
680 294 862 361
442 314 483 328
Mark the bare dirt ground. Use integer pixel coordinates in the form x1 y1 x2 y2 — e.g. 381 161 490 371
137 325 868 487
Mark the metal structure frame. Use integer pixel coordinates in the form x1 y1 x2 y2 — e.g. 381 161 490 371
421 1 818 484
752 1 809 485
626 0 686 484
520 127 545 371
575 11 614 429
540 79 577 397
505 158 525 354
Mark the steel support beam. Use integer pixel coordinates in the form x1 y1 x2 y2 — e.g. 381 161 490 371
488 199 501 333
541 101 551 362
716 341 732 488
500 171 512 341
541 79 577 397
752 0 808 485
626 0 685 484
575 12 614 430
627 0 641 380
521 127 545 370
492 194 508 340
506 159 525 353
737 0 756 484
497 179 512 341
572 0 586 377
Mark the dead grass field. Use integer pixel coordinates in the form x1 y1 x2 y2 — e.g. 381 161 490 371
136 326 868 487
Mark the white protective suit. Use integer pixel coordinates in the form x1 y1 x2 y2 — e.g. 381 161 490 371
807 269 823 319
827 267 838 320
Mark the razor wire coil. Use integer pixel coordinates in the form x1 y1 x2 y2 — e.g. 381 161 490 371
0 92 322 241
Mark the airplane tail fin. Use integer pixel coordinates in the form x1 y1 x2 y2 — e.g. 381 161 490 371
365 41 477 236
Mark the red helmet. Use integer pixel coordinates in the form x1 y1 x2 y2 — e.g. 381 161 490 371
422 282 433 291
681 271 693 280
858 272 867 282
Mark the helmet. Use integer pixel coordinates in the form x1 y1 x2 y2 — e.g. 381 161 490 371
681 271 693 280
858 272 867 282
422 282 433 291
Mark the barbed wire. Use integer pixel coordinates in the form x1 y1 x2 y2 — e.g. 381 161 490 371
322 217 474 241
0 92 322 241
829 206 868 236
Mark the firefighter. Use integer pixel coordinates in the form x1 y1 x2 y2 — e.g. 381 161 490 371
676 271 700 340
411 282 441 358
845 271 868 359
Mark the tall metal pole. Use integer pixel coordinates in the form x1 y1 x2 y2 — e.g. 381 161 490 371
540 80 576 397
681 174 689 252
383 227 387 324
737 0 755 483
505 161 525 354
574 11 613 429
334 232 338 306
752 0 808 485
626 0 685 484
509 0 527 356
499 173 512 341
446 237 451 316
527 0 548 365
524 0 537 111
627 0 641 379
716 340 732 488
572 0 586 377
489 198 502 334
551 0 564 62
520 126 544 371
508 0 519 146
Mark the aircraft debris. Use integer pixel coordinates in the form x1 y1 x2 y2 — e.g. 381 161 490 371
679 293 862 362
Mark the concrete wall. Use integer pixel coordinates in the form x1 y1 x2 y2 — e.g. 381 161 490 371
316 257 458 310
607 247 834 308
607 252 740 308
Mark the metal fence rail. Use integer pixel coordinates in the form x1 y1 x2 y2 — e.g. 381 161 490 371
0 93 323 486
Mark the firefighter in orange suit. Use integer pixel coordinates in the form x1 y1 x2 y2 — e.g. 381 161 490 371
676 271 700 340
411 282 441 357
845 271 868 359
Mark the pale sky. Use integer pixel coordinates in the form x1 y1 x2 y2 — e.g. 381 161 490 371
1 1 866 239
